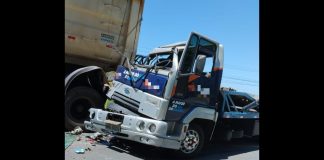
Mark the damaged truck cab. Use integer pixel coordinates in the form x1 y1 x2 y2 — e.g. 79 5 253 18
84 32 258 157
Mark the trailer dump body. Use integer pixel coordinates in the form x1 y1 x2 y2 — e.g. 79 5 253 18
65 0 144 70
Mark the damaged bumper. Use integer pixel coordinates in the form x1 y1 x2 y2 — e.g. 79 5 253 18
84 108 182 150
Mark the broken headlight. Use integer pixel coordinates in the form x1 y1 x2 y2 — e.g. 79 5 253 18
148 123 156 133
137 120 145 131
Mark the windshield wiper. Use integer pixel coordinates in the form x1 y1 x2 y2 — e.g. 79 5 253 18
134 63 157 85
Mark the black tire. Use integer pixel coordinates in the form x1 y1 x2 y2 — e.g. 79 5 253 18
65 86 104 130
223 129 233 142
178 124 205 158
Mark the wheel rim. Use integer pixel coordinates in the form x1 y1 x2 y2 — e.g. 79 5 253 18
180 129 200 154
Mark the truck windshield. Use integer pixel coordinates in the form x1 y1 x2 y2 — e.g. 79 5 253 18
144 52 173 68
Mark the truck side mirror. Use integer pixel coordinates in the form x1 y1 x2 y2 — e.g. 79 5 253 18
193 55 206 74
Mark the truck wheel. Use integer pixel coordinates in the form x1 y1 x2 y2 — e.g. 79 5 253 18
224 129 233 142
178 124 205 157
65 86 104 130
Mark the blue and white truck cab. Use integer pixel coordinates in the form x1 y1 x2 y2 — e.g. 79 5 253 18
84 32 259 157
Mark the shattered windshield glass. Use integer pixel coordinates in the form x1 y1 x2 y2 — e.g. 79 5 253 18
145 53 173 68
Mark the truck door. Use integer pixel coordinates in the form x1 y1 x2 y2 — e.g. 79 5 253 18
165 32 223 121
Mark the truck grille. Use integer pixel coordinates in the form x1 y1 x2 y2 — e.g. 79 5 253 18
112 92 140 113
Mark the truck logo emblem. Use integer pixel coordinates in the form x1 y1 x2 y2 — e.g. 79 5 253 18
124 88 130 95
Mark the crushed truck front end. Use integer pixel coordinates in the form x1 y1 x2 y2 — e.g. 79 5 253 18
84 45 188 150
84 108 185 149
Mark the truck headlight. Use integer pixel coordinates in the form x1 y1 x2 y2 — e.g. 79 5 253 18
137 120 145 131
148 123 156 132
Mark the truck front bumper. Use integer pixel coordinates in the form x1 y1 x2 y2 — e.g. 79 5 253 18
84 108 182 150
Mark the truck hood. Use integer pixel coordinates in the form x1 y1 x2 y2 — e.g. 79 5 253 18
114 65 168 98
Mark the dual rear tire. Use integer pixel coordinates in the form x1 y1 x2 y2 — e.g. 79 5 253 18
65 86 104 130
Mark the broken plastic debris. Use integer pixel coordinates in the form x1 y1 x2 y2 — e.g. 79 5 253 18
90 132 102 139
74 148 85 154
97 135 116 147
106 135 115 141
94 132 102 137
86 136 97 146
70 126 83 135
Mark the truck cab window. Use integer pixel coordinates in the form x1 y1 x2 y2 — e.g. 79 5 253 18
194 38 217 76
180 36 216 75
202 57 213 76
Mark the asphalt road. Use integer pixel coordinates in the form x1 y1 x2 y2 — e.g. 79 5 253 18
65 133 259 160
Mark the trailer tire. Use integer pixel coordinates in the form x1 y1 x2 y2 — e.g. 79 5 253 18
65 86 104 130
178 124 205 157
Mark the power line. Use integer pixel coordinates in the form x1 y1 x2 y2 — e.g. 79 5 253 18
225 67 259 73
221 81 259 86
222 76 259 83
224 63 259 72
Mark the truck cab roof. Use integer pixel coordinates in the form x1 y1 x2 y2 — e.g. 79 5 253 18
150 41 186 55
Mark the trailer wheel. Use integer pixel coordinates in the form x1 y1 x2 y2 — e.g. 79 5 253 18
178 124 205 157
65 86 104 130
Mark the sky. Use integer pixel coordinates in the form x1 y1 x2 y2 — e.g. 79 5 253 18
136 0 259 96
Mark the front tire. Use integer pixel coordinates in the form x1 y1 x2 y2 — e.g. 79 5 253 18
178 124 205 157
65 86 104 130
